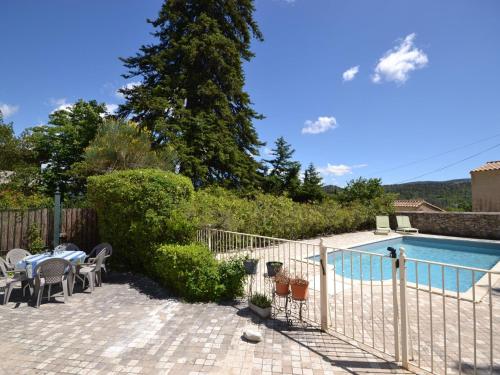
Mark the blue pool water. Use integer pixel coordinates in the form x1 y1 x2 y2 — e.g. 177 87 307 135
313 237 500 292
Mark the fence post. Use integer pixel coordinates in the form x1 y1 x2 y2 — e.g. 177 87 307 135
53 187 61 247
399 247 409 369
391 254 400 362
320 239 329 331
208 229 212 251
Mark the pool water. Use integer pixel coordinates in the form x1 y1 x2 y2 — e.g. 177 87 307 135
316 237 500 292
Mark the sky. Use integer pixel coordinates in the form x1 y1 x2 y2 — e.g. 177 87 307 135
1 0 499 186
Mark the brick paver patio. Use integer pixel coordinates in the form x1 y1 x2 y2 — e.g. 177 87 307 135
0 272 413 375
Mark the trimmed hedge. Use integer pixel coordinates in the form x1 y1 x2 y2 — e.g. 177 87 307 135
87 169 195 271
150 243 245 302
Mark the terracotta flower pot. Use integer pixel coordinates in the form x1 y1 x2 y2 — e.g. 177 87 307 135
291 280 309 300
275 281 289 296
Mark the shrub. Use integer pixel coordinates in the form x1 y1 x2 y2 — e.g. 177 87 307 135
26 223 45 254
218 257 246 300
151 243 222 302
186 187 393 240
249 293 271 308
87 169 195 271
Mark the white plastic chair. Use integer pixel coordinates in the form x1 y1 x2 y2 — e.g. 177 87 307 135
33 258 72 307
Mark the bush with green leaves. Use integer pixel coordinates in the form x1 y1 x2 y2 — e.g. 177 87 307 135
249 293 272 309
151 243 222 302
87 169 196 271
218 257 246 300
186 186 393 240
150 243 246 302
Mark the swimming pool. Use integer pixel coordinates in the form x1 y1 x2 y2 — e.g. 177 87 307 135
314 236 500 292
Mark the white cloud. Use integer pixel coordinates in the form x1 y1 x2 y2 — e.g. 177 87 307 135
342 66 359 82
50 98 73 113
116 81 141 98
105 104 118 114
372 33 428 84
302 116 337 135
318 163 367 177
0 103 19 118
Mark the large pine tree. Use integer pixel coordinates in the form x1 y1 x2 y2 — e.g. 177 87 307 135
119 0 264 189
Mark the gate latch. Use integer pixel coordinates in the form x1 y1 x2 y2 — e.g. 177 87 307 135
387 247 399 268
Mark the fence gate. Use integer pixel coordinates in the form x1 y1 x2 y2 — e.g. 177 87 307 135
325 245 498 375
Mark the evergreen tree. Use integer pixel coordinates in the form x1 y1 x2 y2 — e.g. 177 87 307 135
263 136 301 195
297 163 324 203
118 0 264 189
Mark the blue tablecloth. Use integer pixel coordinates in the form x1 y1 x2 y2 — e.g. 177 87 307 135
15 250 87 278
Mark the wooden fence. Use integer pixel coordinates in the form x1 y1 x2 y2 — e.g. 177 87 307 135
0 208 99 256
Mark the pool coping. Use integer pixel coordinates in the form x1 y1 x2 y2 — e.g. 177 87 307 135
298 232 500 303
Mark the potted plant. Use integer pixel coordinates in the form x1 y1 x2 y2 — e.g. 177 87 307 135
243 256 259 275
274 269 290 296
266 261 283 277
248 293 272 319
290 274 309 300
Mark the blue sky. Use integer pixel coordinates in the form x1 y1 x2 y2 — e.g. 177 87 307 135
1 0 499 186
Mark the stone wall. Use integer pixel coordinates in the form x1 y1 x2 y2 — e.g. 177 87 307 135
390 211 500 240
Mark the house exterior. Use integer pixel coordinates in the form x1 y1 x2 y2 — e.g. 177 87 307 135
471 161 500 212
393 199 445 212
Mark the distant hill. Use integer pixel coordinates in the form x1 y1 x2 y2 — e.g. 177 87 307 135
323 178 472 211
383 179 472 211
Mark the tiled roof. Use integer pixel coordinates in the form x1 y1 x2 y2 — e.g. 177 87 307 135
394 199 425 208
471 161 500 172
393 199 445 211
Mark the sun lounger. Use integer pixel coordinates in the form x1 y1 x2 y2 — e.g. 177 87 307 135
375 215 391 235
396 215 419 234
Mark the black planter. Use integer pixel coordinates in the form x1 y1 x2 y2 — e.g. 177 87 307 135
266 261 283 277
244 259 259 275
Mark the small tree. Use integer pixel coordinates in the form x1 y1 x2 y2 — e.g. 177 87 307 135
263 136 301 196
23 100 107 195
296 163 325 203
73 119 177 176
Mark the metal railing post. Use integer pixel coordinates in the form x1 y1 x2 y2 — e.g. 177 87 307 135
320 239 329 331
391 254 400 362
399 247 408 369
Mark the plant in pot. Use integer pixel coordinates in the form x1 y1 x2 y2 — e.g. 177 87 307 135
243 255 259 275
274 269 290 296
266 261 283 277
290 274 309 300
248 293 272 319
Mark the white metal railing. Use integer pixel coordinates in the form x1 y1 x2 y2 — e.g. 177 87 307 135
197 227 323 325
197 228 499 375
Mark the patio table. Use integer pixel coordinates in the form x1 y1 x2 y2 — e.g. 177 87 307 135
15 250 87 279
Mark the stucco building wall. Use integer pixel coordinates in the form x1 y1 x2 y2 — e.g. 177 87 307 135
471 170 500 212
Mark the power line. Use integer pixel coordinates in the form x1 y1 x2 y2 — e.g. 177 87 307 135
396 142 500 184
367 133 500 177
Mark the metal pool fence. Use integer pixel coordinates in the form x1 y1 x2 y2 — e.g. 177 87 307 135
196 228 499 375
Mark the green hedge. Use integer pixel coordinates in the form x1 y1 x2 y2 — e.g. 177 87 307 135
87 169 195 271
186 187 392 240
150 243 245 302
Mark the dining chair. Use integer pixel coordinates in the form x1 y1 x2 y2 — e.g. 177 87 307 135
87 242 112 274
75 248 107 293
5 248 31 270
33 258 72 307
1 256 29 305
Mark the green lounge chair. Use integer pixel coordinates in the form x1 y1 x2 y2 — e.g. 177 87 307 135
396 216 419 234
375 215 391 235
